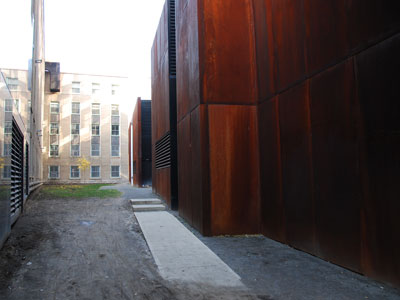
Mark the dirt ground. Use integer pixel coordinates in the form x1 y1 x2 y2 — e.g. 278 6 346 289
1 185 399 300
0 188 257 300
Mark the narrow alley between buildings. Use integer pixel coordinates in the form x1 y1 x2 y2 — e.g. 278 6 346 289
0 184 398 300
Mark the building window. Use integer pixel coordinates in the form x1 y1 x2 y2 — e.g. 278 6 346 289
91 143 100 156
92 83 100 95
111 166 120 178
2 165 11 179
91 124 100 136
91 166 100 178
14 99 20 112
50 102 60 114
6 77 18 90
49 166 59 179
50 123 59 135
111 145 120 157
3 143 11 156
4 122 12 135
72 102 80 114
71 124 80 135
72 81 80 94
111 84 119 96
71 144 80 157
70 166 80 178
111 125 119 136
111 104 119 116
50 145 59 157
5 99 13 112
92 103 100 115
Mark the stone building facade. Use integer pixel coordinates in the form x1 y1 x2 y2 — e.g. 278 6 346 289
42 72 130 184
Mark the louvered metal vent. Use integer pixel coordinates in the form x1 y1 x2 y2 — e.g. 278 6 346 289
25 143 29 195
168 0 176 76
11 119 24 219
155 132 171 169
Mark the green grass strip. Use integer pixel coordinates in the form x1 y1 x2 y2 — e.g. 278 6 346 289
40 184 122 199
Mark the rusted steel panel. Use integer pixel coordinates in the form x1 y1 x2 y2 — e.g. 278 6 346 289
271 0 307 92
253 0 276 101
151 6 172 204
304 0 348 74
278 82 315 254
128 121 132 185
347 0 400 52
258 98 286 243
310 60 361 272
177 114 192 223
155 167 171 207
356 34 400 286
190 105 208 233
201 0 258 104
176 0 200 121
208 105 260 235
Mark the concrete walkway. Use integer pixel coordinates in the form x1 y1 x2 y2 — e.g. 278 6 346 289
135 211 244 288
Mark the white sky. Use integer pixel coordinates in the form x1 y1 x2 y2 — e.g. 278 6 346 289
0 0 166 101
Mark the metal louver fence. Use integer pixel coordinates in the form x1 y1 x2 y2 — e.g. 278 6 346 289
168 0 176 76
10 119 24 222
155 132 171 169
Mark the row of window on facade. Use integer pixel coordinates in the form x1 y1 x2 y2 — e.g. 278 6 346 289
48 102 120 158
72 82 120 96
47 165 120 179
49 102 119 116
6 77 120 96
1 165 121 179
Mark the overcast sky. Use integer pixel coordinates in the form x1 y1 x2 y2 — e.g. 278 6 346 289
0 0 166 100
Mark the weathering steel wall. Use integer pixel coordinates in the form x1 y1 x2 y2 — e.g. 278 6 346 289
176 0 260 236
174 0 400 287
151 2 173 206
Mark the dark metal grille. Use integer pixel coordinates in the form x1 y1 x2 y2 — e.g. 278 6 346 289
11 119 24 219
168 0 176 76
155 132 171 169
25 143 29 195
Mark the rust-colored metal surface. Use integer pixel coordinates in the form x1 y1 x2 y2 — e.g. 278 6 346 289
304 0 348 74
278 82 315 254
208 105 260 236
128 120 132 185
176 104 209 234
131 98 142 187
255 0 399 287
201 0 257 104
253 0 276 101
347 0 400 51
258 98 285 243
156 0 400 286
271 0 307 92
176 0 261 235
177 114 191 222
151 1 172 206
176 0 199 121
310 60 361 272
356 34 400 286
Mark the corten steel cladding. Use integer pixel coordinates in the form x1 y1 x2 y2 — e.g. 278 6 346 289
176 0 261 236
151 0 178 209
170 0 400 287
255 0 400 287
